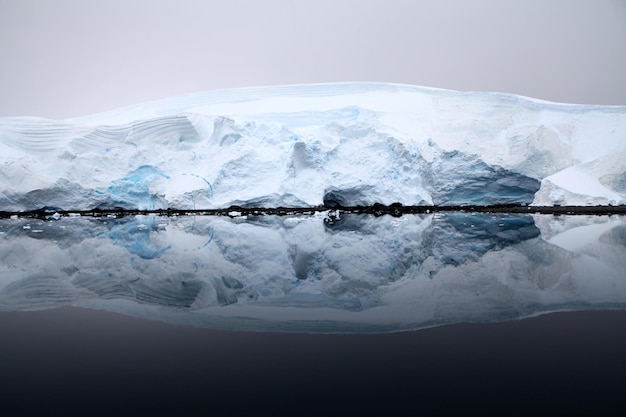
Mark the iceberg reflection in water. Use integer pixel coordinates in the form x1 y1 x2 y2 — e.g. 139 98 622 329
0 212 624 333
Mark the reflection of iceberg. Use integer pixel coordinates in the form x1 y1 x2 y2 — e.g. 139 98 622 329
0 213 625 333
426 212 540 266
107 216 170 259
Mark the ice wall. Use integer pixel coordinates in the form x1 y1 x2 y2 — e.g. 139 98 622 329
1 83 624 210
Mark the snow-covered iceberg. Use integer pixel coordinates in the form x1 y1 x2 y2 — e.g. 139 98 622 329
1 83 625 211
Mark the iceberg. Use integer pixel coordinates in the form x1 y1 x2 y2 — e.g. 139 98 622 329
1 82 625 211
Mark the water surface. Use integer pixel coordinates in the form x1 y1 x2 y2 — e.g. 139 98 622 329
1 212 624 332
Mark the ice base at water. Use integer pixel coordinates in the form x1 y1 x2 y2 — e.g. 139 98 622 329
1 213 624 333
1 83 625 211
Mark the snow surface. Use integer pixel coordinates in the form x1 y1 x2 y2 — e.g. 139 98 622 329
1 82 625 211
0 213 624 332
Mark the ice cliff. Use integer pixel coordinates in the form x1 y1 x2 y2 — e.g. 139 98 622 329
1 83 625 211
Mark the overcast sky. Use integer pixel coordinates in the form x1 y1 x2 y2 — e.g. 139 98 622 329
1 0 625 119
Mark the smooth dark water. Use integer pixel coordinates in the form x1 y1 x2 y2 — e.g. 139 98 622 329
1 307 625 416
1 212 625 415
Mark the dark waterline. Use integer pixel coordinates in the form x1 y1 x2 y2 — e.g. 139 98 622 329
1 307 624 416
2 203 626 219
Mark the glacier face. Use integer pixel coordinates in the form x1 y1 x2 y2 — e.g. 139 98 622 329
1 212 624 332
1 82 625 211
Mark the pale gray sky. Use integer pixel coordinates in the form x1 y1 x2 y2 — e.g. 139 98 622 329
1 0 625 118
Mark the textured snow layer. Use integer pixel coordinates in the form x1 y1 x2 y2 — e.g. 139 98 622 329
1 213 624 332
1 83 625 210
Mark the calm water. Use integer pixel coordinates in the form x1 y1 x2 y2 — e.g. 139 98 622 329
1 212 625 415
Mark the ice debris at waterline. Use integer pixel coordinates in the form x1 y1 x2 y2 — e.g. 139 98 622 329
0 213 624 333
1 83 625 212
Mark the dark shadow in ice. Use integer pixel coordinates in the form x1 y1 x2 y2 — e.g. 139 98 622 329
228 193 309 209
0 180 107 212
323 187 373 208
427 150 541 206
